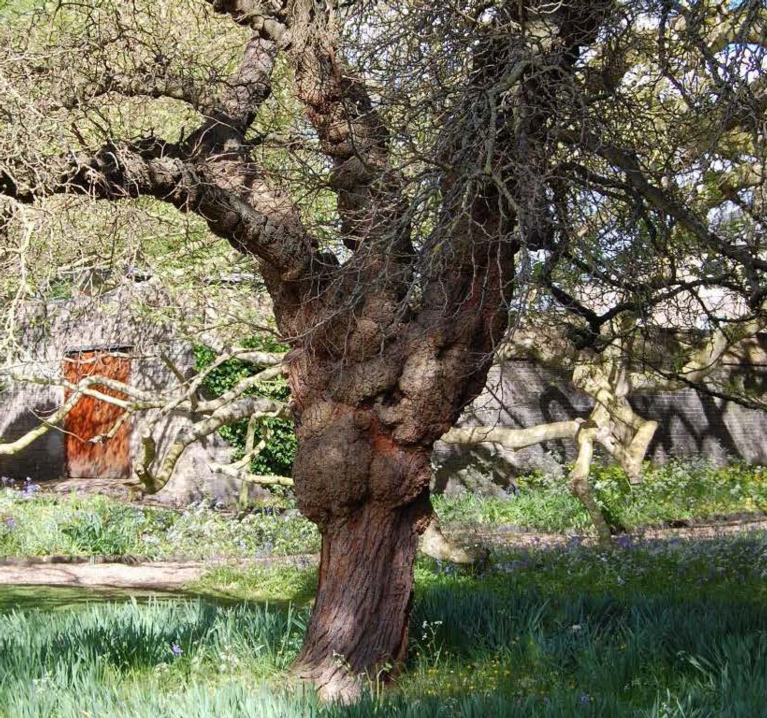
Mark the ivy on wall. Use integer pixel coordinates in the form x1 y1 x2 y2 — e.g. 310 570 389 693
194 336 296 479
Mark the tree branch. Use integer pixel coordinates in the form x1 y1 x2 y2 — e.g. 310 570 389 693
442 419 584 448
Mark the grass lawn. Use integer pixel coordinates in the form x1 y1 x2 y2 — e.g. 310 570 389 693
2 531 767 717
1 460 766 716
1 459 765 561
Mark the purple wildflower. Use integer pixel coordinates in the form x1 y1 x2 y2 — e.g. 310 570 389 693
171 643 183 657
21 479 40 499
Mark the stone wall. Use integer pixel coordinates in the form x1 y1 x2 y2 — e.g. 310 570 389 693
0 281 244 505
433 358 767 495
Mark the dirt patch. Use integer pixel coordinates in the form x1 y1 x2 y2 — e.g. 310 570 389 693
450 517 767 550
0 561 211 591
42 477 135 499
0 555 319 591
638 518 767 540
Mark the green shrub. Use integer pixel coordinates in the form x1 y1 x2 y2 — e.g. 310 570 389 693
0 489 319 559
433 459 767 534
591 458 767 530
61 509 137 556
194 336 297 479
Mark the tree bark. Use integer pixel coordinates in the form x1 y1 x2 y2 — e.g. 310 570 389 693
292 496 430 702
570 425 613 545
288 398 435 700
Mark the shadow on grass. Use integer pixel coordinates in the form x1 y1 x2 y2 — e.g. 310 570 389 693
0 563 320 616
0 584 185 612
2 534 767 716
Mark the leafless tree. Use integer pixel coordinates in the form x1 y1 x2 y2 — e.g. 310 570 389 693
1 0 765 700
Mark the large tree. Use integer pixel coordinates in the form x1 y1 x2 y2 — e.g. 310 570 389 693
1 0 765 700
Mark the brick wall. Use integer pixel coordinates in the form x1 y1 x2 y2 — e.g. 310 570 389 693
4 289 766 500
433 359 767 494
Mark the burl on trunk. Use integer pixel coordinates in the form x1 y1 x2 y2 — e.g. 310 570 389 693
282 293 507 700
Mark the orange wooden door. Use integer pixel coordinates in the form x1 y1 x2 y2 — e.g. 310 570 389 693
63 349 132 479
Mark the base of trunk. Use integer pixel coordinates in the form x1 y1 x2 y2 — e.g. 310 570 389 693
292 498 428 702
420 517 478 564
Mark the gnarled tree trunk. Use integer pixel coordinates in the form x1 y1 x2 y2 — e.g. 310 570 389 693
293 498 429 701
285 369 476 698
0 0 613 702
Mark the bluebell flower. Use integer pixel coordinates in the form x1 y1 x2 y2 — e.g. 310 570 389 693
21 479 40 499
171 643 183 657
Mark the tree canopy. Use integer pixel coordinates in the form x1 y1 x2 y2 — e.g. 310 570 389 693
1 0 765 701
